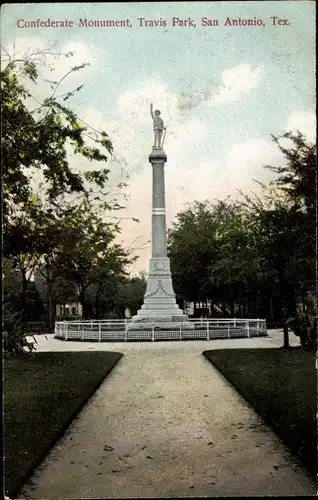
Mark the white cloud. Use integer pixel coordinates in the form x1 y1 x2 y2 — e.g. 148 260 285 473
285 110 316 142
118 79 179 125
224 138 285 191
169 118 207 149
209 64 264 106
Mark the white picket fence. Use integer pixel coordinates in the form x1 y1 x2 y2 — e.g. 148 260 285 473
54 318 267 342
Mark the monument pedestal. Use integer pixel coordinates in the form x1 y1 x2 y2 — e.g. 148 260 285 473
128 146 193 331
129 257 194 330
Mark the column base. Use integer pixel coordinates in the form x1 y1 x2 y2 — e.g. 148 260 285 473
127 257 194 330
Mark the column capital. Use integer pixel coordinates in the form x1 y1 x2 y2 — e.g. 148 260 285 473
149 147 167 163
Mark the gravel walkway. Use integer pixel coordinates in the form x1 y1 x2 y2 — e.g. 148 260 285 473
19 331 316 498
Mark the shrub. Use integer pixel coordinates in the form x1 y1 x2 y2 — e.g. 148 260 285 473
3 307 36 355
289 311 317 350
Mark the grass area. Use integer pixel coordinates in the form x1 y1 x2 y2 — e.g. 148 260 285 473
203 347 317 481
4 351 122 498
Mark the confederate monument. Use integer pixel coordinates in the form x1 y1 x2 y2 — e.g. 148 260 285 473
129 104 193 329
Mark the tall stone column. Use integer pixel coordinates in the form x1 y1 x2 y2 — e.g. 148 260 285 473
129 146 193 329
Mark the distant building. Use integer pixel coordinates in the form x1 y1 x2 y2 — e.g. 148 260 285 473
56 302 83 318
185 301 212 317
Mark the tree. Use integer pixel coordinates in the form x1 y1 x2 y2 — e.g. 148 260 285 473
255 132 316 319
3 193 78 327
167 201 220 311
167 199 262 317
3 258 43 354
3 258 22 306
1 50 113 221
2 48 133 323
52 203 132 319
167 130 316 328
262 132 316 346
208 203 263 318
1 47 130 347
3 196 46 321
266 131 316 218
116 273 147 317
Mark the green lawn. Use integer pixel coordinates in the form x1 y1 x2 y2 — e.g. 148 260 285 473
4 351 123 498
203 347 317 481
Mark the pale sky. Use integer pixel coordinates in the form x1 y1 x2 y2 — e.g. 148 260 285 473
1 1 316 274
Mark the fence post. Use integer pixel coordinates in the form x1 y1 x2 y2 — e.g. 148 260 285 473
81 324 85 341
180 326 182 340
152 327 155 342
246 321 250 338
99 322 101 342
227 323 230 338
256 319 259 336
206 321 209 340
125 323 128 342
234 317 236 328
65 322 68 341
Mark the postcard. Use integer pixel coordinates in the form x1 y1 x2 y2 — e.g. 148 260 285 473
2 2 316 499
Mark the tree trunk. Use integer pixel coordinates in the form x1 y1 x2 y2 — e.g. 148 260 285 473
20 270 28 326
302 293 307 315
269 296 274 320
46 264 54 332
82 301 90 319
222 301 227 317
94 284 103 320
278 266 286 322
239 301 242 317
243 300 247 318
229 298 235 317
209 299 213 318
47 282 54 332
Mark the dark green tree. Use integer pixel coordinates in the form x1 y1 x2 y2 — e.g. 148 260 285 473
2 51 112 221
1 48 129 347
52 204 132 319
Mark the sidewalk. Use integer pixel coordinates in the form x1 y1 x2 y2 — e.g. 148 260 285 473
19 331 316 498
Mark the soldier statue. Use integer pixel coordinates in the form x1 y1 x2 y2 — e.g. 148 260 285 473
150 103 167 148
